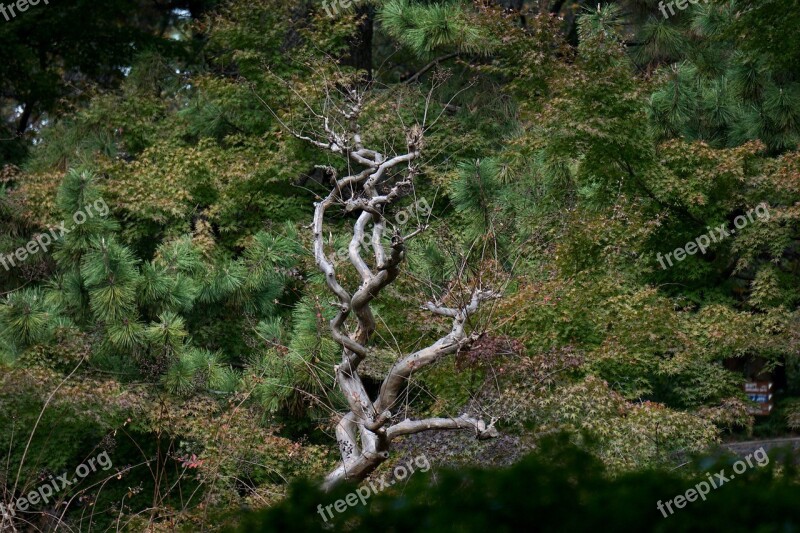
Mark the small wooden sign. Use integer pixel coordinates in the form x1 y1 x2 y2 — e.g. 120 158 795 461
744 381 773 394
744 381 773 416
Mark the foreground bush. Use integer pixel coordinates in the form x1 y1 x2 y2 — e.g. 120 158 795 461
235 437 800 532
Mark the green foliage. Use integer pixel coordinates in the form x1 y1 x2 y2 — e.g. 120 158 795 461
238 437 800 532
81 237 140 322
451 159 504 243
0 288 61 349
2 0 800 528
379 0 492 58
248 288 342 415
0 0 207 165
641 1 800 154
1 163 306 404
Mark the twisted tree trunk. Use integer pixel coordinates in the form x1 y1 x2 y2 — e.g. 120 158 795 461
282 86 500 490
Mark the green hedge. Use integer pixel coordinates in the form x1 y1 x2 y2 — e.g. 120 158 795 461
235 436 800 532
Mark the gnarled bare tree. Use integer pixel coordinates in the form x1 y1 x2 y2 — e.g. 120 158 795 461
266 78 500 489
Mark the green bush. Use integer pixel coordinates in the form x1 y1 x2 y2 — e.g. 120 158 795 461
235 436 800 532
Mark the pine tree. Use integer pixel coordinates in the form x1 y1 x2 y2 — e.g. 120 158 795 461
0 167 304 400
636 1 800 154
248 286 342 416
379 0 493 58
0 288 61 352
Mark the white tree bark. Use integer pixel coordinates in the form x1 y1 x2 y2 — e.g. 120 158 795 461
283 87 500 490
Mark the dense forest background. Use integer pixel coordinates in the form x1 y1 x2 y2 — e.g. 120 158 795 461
0 0 799 530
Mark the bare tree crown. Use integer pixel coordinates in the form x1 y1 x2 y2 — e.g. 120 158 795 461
275 82 500 489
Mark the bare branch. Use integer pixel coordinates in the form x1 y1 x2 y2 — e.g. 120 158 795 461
387 415 499 440
278 72 500 490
